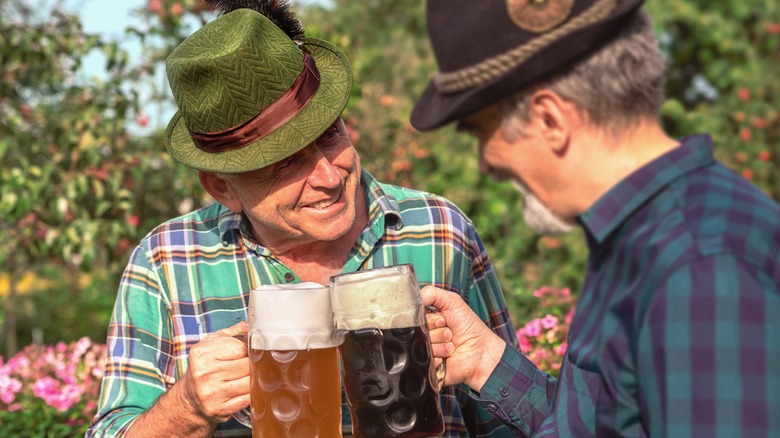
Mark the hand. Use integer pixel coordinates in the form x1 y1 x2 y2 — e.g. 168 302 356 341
421 286 506 392
426 311 453 363
180 321 251 424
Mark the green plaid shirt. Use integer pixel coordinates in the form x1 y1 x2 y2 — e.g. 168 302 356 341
88 170 518 437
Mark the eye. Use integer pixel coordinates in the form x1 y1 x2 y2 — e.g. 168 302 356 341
275 154 301 171
318 124 341 145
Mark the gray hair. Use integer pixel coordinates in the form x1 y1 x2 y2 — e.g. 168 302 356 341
499 11 666 139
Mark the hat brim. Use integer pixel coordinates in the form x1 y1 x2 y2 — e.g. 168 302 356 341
410 0 643 131
165 38 352 173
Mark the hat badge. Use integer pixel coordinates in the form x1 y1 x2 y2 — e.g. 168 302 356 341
507 0 574 33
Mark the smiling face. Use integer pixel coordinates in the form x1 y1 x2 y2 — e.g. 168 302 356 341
220 118 364 250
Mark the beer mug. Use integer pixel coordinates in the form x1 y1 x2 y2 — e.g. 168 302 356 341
235 283 343 437
330 265 445 438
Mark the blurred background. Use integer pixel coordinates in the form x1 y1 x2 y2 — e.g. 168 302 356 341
1 0 778 434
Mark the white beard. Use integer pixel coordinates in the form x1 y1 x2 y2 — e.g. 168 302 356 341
511 180 574 235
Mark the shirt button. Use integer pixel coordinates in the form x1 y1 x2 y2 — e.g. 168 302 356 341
284 272 295 282
487 404 497 413
500 387 510 397
222 240 229 247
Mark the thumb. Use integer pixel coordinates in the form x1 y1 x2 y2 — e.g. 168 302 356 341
214 321 249 339
421 285 456 311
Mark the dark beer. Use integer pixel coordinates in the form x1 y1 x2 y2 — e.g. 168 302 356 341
249 346 342 438
340 326 445 438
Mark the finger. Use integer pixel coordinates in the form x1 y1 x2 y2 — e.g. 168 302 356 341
199 336 248 360
218 394 252 423
189 333 249 367
428 327 452 344
425 313 447 329
430 341 454 359
216 321 249 338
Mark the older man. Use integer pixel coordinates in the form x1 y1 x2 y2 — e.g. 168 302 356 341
86 4 518 438
414 0 780 437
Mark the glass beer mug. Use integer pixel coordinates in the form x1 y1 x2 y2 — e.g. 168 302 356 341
235 282 343 437
330 264 445 438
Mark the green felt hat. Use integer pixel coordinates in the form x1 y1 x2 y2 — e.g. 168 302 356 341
164 8 352 173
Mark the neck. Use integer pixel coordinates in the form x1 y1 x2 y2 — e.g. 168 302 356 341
567 118 679 216
263 187 369 285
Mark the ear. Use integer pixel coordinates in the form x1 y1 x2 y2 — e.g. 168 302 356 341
528 90 575 156
198 171 243 213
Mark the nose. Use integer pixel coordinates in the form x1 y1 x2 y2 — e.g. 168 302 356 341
477 141 492 174
307 147 341 189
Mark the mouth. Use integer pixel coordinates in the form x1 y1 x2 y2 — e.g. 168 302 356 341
303 186 345 211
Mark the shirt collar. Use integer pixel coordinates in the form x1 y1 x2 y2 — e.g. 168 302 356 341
577 134 716 245
217 169 404 247
361 169 404 235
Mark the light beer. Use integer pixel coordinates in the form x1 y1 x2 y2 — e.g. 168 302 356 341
246 283 343 437
331 265 445 438
249 346 341 438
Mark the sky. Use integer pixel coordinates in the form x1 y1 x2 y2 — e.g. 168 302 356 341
66 0 327 132
65 0 165 132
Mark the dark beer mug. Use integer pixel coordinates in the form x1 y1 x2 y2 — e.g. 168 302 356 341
234 283 343 437
330 265 445 438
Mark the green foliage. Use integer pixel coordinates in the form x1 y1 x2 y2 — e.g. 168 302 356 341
647 1 780 197
0 0 206 355
2 0 778 359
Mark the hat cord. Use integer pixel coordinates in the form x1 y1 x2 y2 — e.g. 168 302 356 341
433 0 617 94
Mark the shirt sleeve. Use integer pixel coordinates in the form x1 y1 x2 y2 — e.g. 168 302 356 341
471 344 558 437
86 243 176 437
637 253 780 436
453 223 529 436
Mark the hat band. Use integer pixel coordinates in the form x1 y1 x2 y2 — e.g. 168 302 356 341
189 53 321 153
433 0 617 94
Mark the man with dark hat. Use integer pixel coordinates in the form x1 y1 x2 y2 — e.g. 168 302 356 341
87 4 519 438
415 0 780 436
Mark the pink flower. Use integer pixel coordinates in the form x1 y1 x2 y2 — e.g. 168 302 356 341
532 286 550 298
136 112 150 128
517 333 532 354
73 337 91 359
524 319 542 338
540 314 558 330
33 376 61 399
554 342 568 356
0 375 22 404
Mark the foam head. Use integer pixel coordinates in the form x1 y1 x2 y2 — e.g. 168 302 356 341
248 282 339 350
330 264 423 331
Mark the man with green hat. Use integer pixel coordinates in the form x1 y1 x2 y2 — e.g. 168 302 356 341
87 5 519 437
415 0 780 436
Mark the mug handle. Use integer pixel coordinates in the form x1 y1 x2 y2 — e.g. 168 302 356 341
232 331 252 428
232 408 252 428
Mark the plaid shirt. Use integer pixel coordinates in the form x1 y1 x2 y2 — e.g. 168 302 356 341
475 134 780 437
87 170 518 437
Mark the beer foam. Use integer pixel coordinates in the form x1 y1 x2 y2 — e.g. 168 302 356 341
248 282 339 350
331 267 422 330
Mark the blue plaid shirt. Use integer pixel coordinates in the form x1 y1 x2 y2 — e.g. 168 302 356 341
474 134 780 437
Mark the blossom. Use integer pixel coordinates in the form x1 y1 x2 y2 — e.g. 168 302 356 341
540 314 558 330
524 318 542 338
0 375 22 404
0 338 106 422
